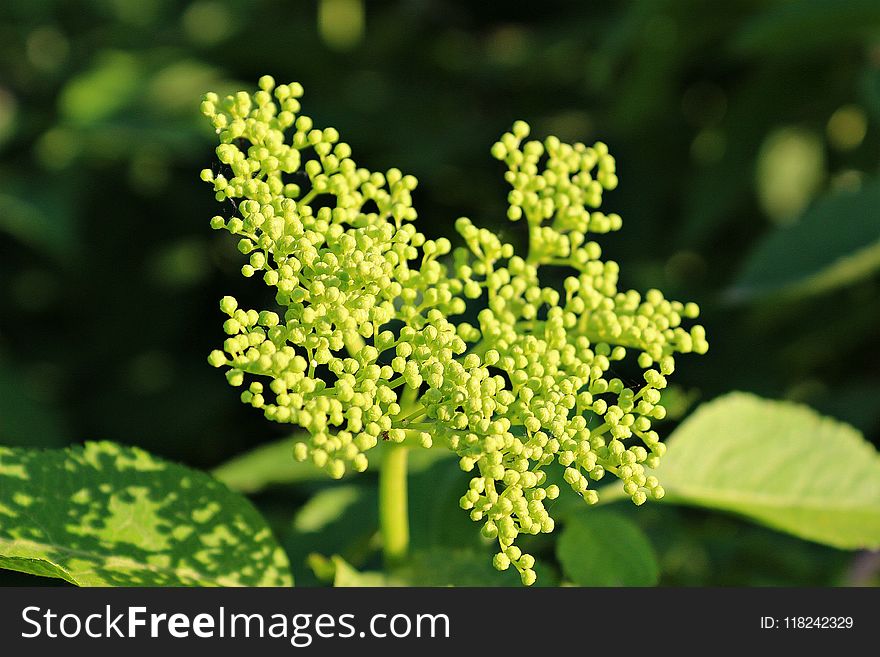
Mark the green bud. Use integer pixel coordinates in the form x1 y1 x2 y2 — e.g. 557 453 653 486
220 296 238 315
493 552 511 571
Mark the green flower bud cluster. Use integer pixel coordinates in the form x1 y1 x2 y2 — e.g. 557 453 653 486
202 75 463 481
202 78 708 585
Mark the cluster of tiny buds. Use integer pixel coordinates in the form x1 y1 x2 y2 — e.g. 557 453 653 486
202 77 707 585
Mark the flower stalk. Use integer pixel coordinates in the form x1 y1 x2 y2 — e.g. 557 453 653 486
379 442 409 568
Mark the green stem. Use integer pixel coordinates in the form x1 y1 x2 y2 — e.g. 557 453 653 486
379 443 410 568
396 405 427 424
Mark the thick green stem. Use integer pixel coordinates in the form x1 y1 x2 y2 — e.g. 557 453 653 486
379 443 410 568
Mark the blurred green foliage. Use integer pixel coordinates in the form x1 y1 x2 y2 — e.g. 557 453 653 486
1 0 879 586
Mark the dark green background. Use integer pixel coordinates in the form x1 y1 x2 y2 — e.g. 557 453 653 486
1 0 878 586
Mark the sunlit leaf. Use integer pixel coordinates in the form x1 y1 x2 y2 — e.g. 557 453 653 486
655 392 880 549
0 441 292 586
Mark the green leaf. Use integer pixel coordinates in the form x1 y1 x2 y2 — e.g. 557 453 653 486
731 0 880 58
293 485 364 533
557 510 658 586
308 554 403 587
332 556 402 586
409 455 484 551
212 435 454 494
728 182 880 302
211 436 323 493
398 548 525 587
309 550 526 587
655 392 880 550
283 483 378 583
0 441 292 586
